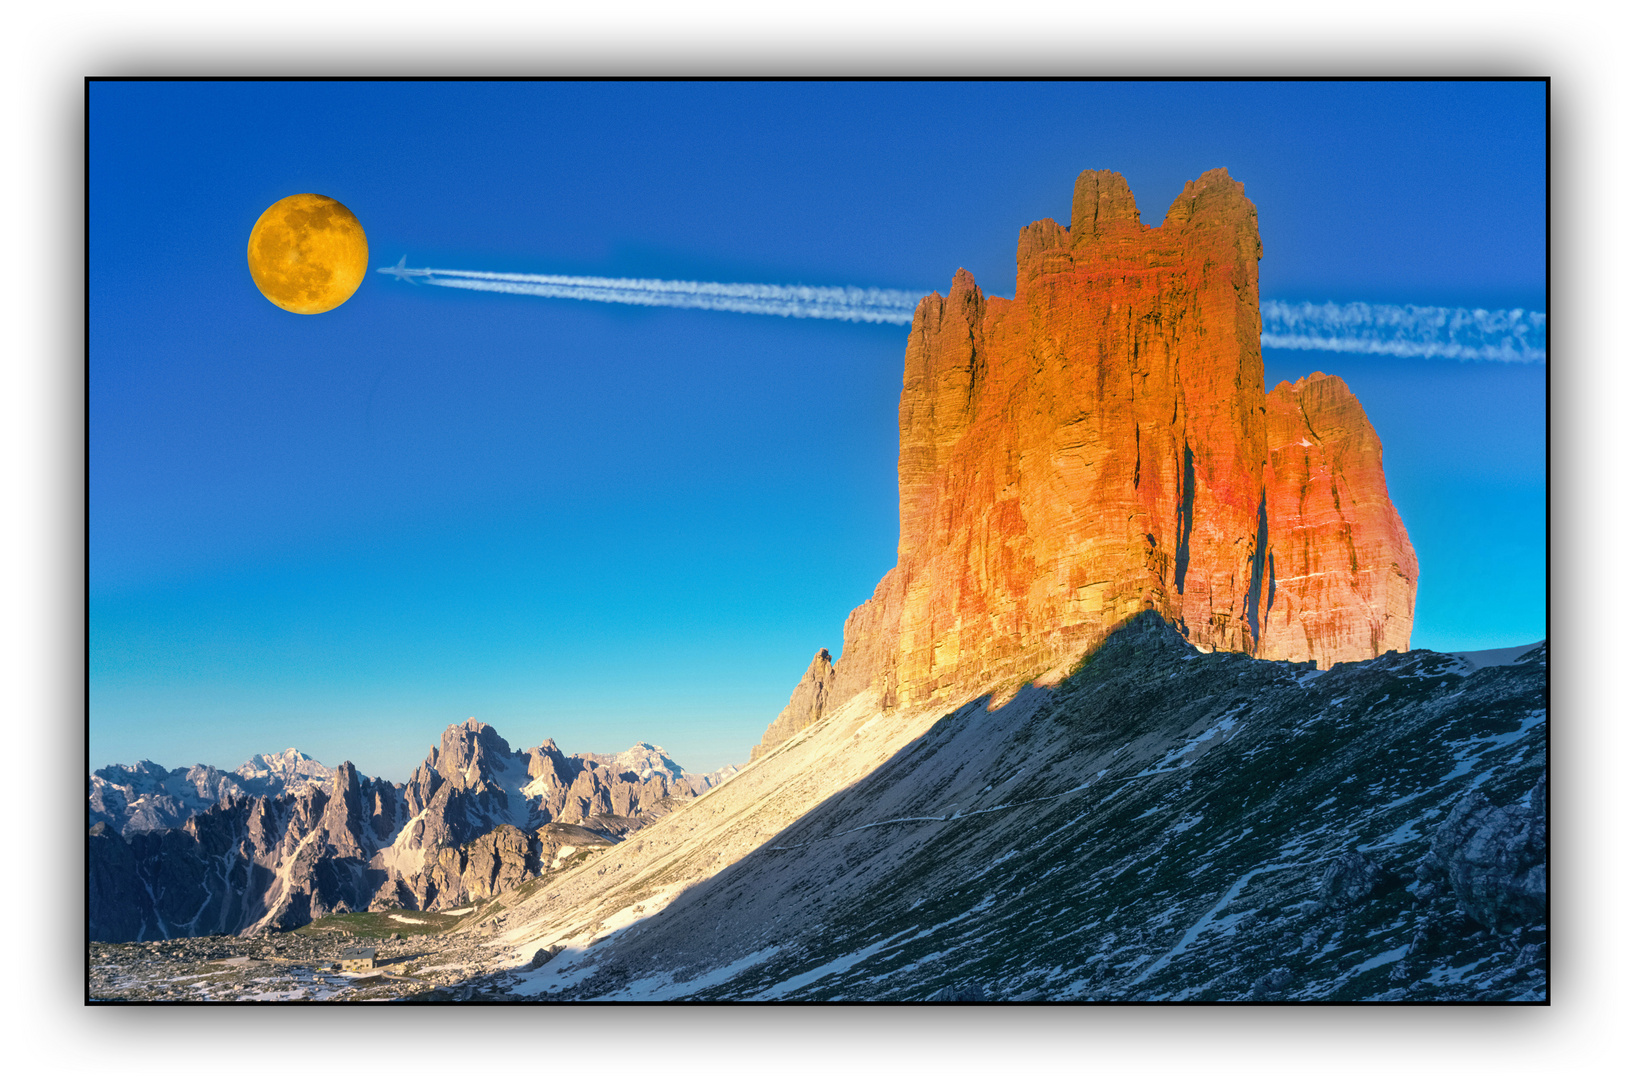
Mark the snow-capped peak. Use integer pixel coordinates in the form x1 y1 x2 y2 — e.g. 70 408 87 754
236 747 331 783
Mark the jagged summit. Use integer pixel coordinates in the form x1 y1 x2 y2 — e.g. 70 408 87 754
89 753 336 837
586 743 691 783
237 747 327 779
751 649 836 761
88 719 740 942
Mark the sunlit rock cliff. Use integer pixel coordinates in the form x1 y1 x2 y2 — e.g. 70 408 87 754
760 168 1417 755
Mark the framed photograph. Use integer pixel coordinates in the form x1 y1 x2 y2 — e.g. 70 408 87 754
87 78 1546 1005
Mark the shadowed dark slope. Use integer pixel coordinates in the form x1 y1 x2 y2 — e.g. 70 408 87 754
484 614 1544 1002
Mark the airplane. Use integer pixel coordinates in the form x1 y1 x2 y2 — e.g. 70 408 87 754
377 256 434 282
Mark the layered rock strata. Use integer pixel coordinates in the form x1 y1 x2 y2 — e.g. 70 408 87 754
1260 373 1418 664
762 167 1416 752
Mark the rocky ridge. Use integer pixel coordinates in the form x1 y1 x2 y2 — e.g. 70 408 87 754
89 621 1546 1002
415 615 1545 1002
88 721 738 942
759 167 1417 757
89 749 332 836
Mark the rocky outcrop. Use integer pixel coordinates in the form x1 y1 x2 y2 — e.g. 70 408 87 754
750 649 835 760
425 824 534 904
1419 769 1547 934
1319 851 1390 908
397 821 616 911
87 721 736 941
760 167 1417 753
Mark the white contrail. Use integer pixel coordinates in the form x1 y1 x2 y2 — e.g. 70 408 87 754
378 262 1545 360
1259 299 1545 363
383 265 925 324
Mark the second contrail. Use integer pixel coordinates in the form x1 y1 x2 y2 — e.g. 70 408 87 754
1258 300 1545 364
378 261 1545 362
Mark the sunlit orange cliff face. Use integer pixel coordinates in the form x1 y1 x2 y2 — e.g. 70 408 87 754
753 168 1417 759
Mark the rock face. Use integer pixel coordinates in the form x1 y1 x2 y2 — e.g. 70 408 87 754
1419 770 1547 934
1320 851 1390 908
751 649 835 760
763 167 1416 752
87 721 736 942
1261 373 1418 665
374 721 728 911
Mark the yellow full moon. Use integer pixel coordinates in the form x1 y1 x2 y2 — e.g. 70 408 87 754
246 194 369 314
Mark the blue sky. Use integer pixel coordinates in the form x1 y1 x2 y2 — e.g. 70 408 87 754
89 80 1545 779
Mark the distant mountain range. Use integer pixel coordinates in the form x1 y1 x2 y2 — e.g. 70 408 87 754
90 748 334 836
88 723 738 942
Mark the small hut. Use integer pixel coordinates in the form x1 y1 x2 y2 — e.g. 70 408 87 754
339 947 377 972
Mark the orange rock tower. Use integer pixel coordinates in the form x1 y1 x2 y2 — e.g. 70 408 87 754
752 168 1416 758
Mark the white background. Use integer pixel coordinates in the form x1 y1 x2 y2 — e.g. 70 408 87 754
6 2 1625 1073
